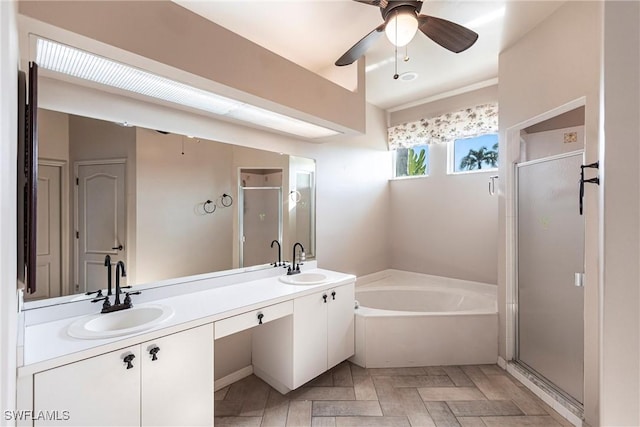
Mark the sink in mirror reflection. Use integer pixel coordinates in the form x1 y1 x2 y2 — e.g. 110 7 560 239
279 272 329 286
67 304 175 339
25 107 316 309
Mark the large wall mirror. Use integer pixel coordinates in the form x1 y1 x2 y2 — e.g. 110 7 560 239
26 108 316 308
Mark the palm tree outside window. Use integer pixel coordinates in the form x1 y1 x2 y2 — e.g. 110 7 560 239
453 134 499 173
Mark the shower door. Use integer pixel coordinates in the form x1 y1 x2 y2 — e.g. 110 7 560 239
516 151 585 404
239 186 282 268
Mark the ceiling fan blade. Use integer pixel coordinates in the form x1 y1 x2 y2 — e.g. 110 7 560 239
335 24 385 66
417 15 479 53
352 0 388 8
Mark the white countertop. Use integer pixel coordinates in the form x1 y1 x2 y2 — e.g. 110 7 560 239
20 268 355 375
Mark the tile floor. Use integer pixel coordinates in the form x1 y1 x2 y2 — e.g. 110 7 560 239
214 362 575 427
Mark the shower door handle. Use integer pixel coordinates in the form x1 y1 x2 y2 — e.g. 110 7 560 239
579 161 599 215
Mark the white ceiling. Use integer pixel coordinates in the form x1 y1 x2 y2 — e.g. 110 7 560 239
173 1 564 111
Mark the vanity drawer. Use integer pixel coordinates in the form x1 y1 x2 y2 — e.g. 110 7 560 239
215 300 293 339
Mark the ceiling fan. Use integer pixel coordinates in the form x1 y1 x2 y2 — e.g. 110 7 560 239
335 0 479 67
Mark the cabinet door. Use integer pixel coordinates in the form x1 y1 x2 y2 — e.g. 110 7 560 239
327 283 355 369
293 290 328 388
141 324 214 427
34 347 140 427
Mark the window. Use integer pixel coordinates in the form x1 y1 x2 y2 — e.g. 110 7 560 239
451 134 498 173
394 145 429 178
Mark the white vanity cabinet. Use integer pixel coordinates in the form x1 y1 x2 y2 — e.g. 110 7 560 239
292 282 355 388
32 324 213 427
252 281 355 392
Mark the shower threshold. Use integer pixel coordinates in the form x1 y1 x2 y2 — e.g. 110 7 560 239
508 361 584 427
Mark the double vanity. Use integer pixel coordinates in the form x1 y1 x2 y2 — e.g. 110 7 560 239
16 265 355 427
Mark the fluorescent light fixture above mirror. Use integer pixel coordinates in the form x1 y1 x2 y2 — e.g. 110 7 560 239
35 37 340 139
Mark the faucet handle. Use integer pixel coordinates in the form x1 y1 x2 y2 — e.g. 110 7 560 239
85 289 103 297
118 285 132 293
123 291 141 306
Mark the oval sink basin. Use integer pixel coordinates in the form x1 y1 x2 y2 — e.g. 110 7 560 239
68 304 175 339
279 272 328 286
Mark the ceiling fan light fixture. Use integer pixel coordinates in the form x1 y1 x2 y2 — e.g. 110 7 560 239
384 9 418 47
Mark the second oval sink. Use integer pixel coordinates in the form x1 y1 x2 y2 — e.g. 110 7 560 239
279 272 328 286
68 304 175 339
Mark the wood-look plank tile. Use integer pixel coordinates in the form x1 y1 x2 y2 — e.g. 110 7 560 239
369 367 427 376
460 366 511 400
353 374 378 401
396 388 436 427
240 377 271 416
216 386 230 401
418 387 486 402
215 400 244 416
286 400 312 427
332 362 354 387
442 367 474 387
261 389 290 427
379 400 406 417
215 417 263 427
478 365 505 376
312 401 383 417
307 371 335 387
312 417 337 427
424 402 461 427
457 417 486 427
335 416 411 427
488 375 548 415
481 415 562 426
424 366 448 376
349 363 369 377
372 376 399 402
292 387 356 401
391 375 454 388
446 400 523 417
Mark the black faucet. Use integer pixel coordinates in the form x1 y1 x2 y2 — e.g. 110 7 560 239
114 261 126 306
104 255 112 295
92 260 139 313
270 239 282 267
287 242 305 275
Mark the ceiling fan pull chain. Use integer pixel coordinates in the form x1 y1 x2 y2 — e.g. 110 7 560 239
404 45 409 62
393 10 399 80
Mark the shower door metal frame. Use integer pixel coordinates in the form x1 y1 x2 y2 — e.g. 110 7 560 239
513 149 586 409
238 185 283 268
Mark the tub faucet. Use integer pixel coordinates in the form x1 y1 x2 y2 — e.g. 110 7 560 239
288 242 305 275
270 239 282 267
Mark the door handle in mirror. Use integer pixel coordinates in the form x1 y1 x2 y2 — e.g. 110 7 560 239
112 244 124 251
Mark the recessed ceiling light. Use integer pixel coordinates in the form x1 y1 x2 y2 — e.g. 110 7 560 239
398 72 418 82
35 37 340 139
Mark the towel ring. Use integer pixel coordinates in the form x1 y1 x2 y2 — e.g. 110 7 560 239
203 199 216 214
289 190 301 203
221 193 233 208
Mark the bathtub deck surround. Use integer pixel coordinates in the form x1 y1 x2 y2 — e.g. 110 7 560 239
352 269 498 367
215 361 574 427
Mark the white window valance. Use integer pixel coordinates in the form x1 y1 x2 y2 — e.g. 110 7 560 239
388 102 499 149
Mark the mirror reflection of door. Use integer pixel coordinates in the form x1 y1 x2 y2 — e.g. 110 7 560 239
29 161 64 301
75 160 126 293
239 169 282 268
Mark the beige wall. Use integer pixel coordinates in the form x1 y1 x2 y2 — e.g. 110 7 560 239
599 2 640 425
135 129 234 284
388 87 499 285
38 109 69 161
389 143 498 284
0 0 18 412
523 125 585 162
498 2 601 424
